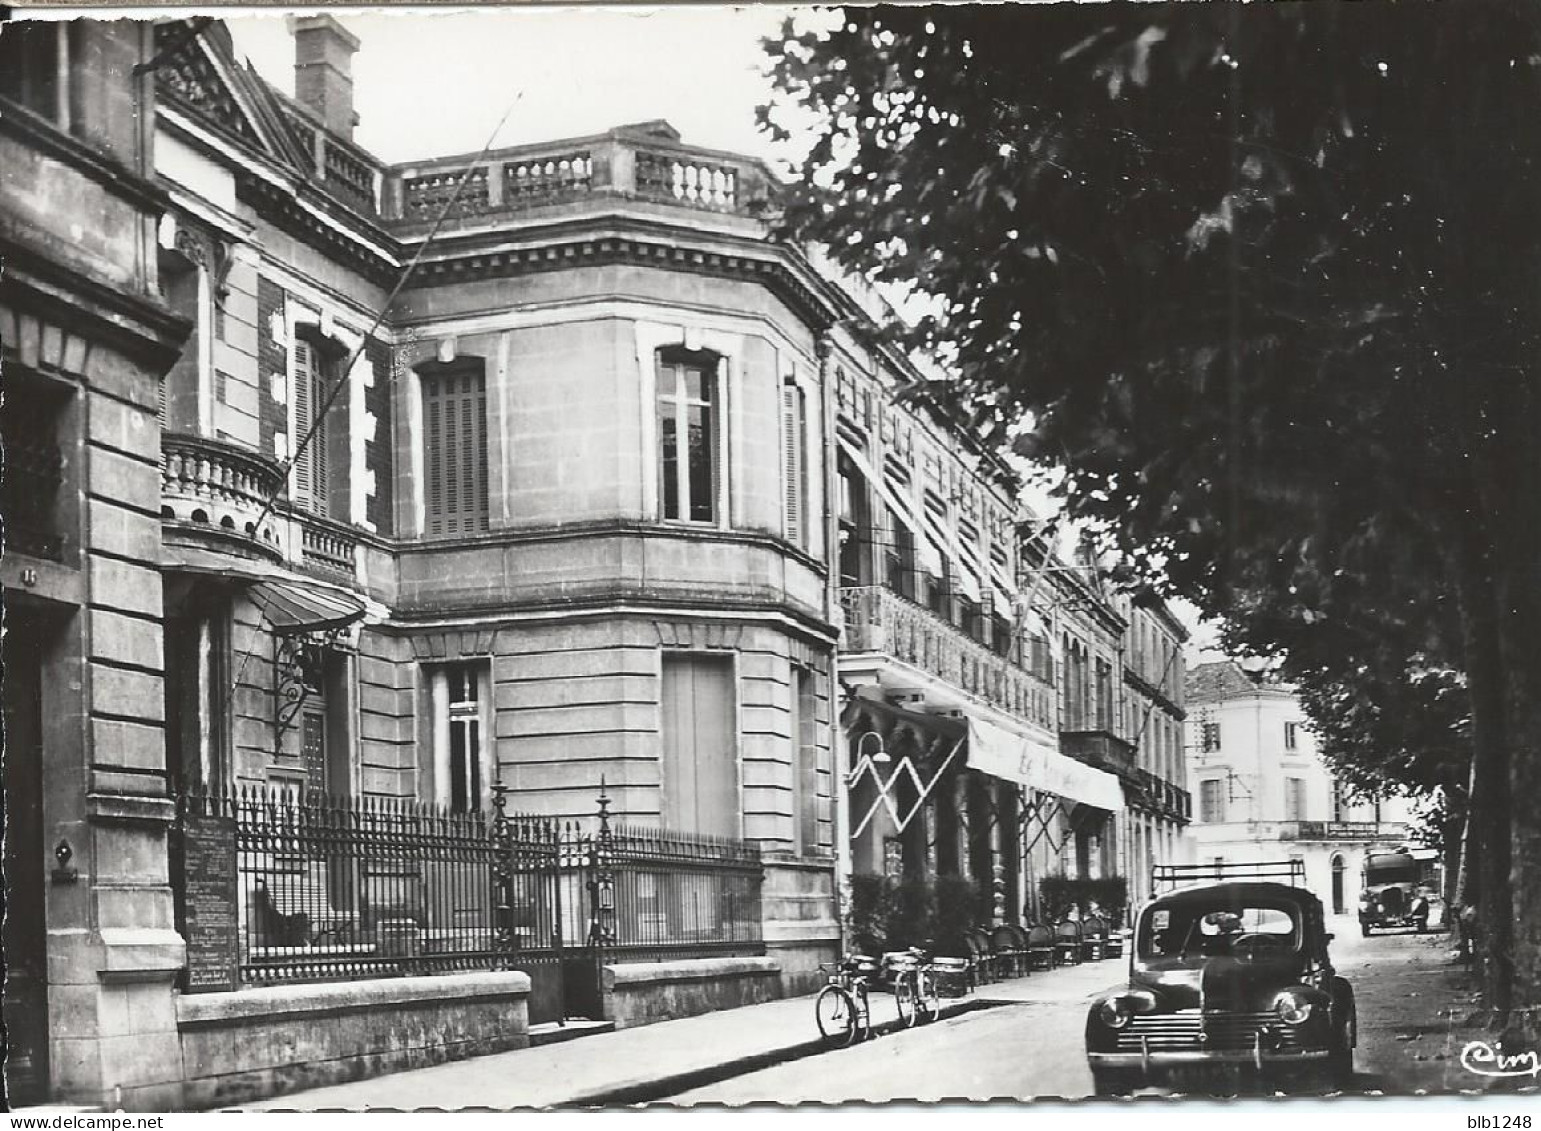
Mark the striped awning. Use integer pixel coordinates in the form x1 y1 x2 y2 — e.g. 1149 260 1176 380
162 546 367 635
247 576 365 635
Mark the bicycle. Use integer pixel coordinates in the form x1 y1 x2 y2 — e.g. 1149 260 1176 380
815 953 880 1047
889 947 941 1028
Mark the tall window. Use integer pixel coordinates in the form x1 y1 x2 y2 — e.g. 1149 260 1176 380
1095 659 1114 730
782 380 807 547
657 351 722 524
1284 777 1307 821
422 363 488 536
1331 779 1349 822
291 337 331 515
792 665 821 854
1200 778 1225 823
0 23 68 123
660 653 737 837
431 663 491 812
1201 721 1221 753
1284 721 1299 751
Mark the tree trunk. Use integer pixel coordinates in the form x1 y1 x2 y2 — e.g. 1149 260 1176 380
1454 514 1514 1024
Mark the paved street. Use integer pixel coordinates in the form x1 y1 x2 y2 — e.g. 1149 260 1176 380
672 918 1446 1105
242 915 1475 1110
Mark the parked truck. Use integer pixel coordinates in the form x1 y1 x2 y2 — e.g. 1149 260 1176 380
1358 849 1432 936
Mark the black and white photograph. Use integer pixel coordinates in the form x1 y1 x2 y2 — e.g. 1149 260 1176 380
2 0 1540 1114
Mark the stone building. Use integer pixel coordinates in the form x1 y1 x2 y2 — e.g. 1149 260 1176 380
1184 661 1420 916
5 14 848 1109
2 20 193 1110
1019 545 1192 923
831 342 1100 931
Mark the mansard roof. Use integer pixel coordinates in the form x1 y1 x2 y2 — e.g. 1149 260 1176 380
1186 660 1274 704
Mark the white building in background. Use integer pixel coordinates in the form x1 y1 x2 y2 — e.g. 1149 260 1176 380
1183 662 1421 916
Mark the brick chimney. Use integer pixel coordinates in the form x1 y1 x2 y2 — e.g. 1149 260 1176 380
291 14 360 140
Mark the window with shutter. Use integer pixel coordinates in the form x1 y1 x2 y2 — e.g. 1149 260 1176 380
291 337 329 515
781 380 806 546
422 365 488 536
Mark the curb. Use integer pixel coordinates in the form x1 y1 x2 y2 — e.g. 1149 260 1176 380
558 996 999 1107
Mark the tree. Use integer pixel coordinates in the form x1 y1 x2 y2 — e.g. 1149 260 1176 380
765 1 1541 1018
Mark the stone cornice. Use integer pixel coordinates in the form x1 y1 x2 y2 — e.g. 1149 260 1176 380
399 227 840 336
0 240 192 372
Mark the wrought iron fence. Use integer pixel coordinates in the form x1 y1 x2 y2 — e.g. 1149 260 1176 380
598 822 765 963
175 782 765 992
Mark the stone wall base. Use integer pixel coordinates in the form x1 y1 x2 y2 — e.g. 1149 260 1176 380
176 972 531 1110
601 957 781 1030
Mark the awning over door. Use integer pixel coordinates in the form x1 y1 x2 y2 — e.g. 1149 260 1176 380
966 715 1125 812
162 545 369 635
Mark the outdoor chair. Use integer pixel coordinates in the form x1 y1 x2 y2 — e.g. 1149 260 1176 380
990 924 1027 978
1025 923 1056 970
967 927 999 982
1053 919 1083 966
1081 915 1108 961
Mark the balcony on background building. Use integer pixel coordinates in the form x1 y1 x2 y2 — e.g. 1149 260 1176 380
1278 820 1411 842
383 124 778 231
838 585 1055 732
160 433 285 557
1125 767 1193 823
1060 730 1137 780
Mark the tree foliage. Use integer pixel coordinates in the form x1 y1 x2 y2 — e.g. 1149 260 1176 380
765 1 1541 1011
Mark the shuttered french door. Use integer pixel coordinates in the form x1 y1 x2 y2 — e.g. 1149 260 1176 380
292 338 328 514
423 367 488 536
781 381 806 547
660 654 738 838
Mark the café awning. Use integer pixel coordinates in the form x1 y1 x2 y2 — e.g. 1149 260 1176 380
966 715 1125 812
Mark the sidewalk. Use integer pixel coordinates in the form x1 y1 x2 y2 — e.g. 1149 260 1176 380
241 957 1125 1111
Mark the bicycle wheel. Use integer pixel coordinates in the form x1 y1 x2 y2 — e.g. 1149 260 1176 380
894 970 919 1028
916 968 941 1024
815 984 859 1047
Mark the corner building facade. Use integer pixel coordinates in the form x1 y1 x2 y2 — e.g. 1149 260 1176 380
5 15 845 1108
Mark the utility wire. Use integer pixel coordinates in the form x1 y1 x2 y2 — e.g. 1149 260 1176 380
212 90 525 777
249 91 525 537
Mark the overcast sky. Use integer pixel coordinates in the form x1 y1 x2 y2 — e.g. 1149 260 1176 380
221 6 815 166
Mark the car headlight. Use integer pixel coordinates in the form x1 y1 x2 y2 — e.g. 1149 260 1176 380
1098 997 1134 1029
1275 989 1314 1025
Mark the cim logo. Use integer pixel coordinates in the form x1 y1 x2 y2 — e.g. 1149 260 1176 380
1460 1038 1541 1080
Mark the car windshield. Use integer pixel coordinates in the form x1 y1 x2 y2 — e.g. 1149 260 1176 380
1365 857 1419 886
1138 901 1302 958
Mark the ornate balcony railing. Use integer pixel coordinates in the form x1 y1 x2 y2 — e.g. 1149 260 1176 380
839 585 1055 732
1280 820 1410 842
297 512 358 579
161 432 284 552
386 128 776 227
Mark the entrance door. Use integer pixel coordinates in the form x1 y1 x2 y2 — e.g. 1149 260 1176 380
4 610 50 1106
659 654 737 837
1331 854 1347 915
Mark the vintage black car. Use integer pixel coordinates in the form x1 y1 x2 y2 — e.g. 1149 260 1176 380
1085 862 1355 1095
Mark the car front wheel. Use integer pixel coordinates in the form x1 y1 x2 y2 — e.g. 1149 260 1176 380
1091 1068 1142 1097
1328 1009 1356 1090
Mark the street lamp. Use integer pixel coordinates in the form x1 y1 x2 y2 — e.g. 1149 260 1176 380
856 730 891 766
